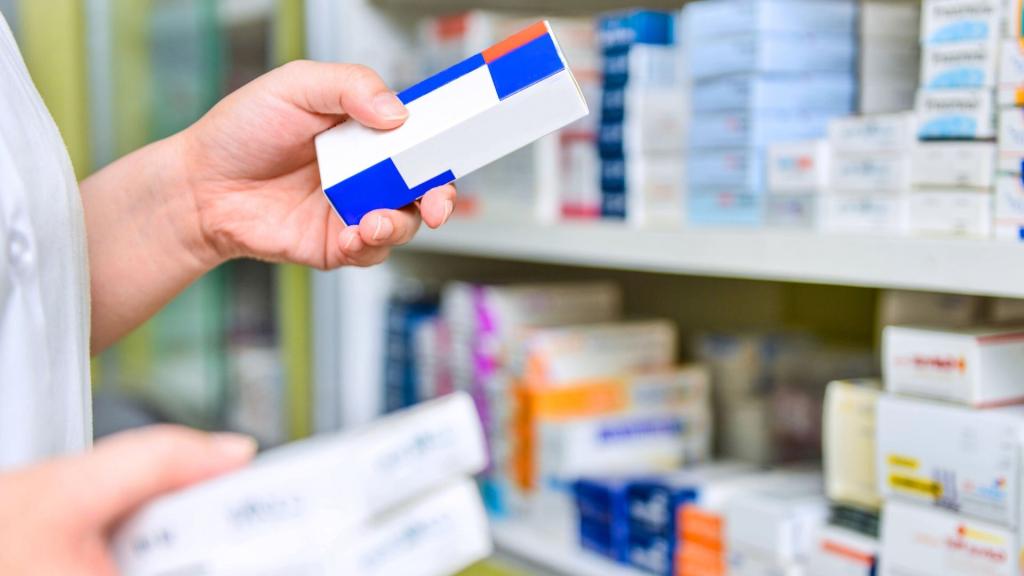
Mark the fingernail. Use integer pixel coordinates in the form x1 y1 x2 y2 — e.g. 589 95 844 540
211 433 258 460
372 215 393 241
442 199 454 226
373 92 408 120
342 228 358 251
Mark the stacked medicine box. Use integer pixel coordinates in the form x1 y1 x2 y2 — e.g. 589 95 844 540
597 11 685 225
997 1 1024 239
859 0 922 114
682 0 858 226
876 324 1024 575
764 140 829 228
910 0 1001 237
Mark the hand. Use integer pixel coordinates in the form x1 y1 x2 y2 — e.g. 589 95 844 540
179 60 457 269
0 427 256 576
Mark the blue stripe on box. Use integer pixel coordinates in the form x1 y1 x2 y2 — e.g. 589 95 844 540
487 33 565 100
324 158 455 224
398 54 486 105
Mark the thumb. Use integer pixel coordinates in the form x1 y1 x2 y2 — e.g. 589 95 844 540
59 425 256 529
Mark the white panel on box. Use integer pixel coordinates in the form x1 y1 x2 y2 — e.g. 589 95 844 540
999 108 1024 172
921 0 1003 46
623 86 687 154
1000 38 1024 87
766 194 817 228
916 88 997 140
828 112 917 153
920 38 999 90
767 140 829 193
626 157 685 229
907 190 993 238
724 479 827 566
818 194 909 235
805 526 878 576
911 141 996 188
829 152 912 193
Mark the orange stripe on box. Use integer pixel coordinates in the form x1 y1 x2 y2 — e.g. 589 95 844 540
482 21 549 63
822 540 874 565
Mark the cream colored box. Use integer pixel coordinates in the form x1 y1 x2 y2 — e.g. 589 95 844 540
907 190 992 238
911 141 996 188
823 379 883 511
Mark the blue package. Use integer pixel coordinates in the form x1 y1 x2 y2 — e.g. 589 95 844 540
921 0 1001 45
602 86 627 123
575 478 632 563
383 298 439 413
688 148 765 192
599 123 626 158
688 32 856 80
688 189 765 226
627 529 674 576
691 73 857 113
601 156 628 219
682 0 857 40
599 10 676 51
689 109 847 150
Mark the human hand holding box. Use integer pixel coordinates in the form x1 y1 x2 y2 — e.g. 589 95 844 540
316 21 589 225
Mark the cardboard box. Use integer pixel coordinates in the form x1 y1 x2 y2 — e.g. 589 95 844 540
114 393 487 576
883 324 1024 407
1006 0 1024 38
598 10 675 52
996 175 1024 223
998 108 1024 171
861 0 922 39
916 88 997 140
687 190 764 226
688 33 857 80
691 109 847 150
724 480 828 565
829 152 913 193
805 525 878 576
828 112 917 153
823 379 883 511
911 141 996 188
683 0 857 39
602 44 680 89
880 499 1019 576
689 148 763 191
691 73 856 114
818 194 909 234
999 38 1024 88
921 0 1003 46
623 157 685 229
767 140 829 194
907 190 993 238
878 289 983 329
766 194 817 228
600 86 686 154
316 21 589 224
920 39 999 90
877 395 1024 527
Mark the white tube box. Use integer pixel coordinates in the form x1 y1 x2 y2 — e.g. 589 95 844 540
823 379 883 511
806 526 878 576
876 394 1024 527
818 194 909 235
1000 38 1024 87
921 0 1004 46
113 393 487 576
916 88 997 140
883 324 1024 407
767 140 829 193
911 141 996 188
999 108 1024 171
724 480 827 566
624 158 685 229
907 190 993 238
921 39 999 89
828 113 917 153
880 499 1019 576
996 175 1024 240
829 152 913 193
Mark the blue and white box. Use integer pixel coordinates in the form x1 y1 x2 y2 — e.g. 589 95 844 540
912 141 997 188
602 44 680 88
908 190 993 237
818 195 909 234
828 112 918 153
599 10 675 51
996 175 1024 239
916 88 997 139
691 73 856 114
999 107 1024 171
688 148 764 191
829 153 913 193
682 0 857 39
921 0 1004 45
688 190 765 226
315 21 589 224
921 38 999 89
767 140 829 193
688 33 857 80
690 109 845 150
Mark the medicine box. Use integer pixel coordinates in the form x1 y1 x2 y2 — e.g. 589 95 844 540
828 112 917 153
689 148 764 191
765 194 817 228
996 175 1024 222
877 394 1024 527
805 525 878 576
1000 38 1024 87
999 108 1024 171
1006 0 1024 38
911 141 996 188
883 324 1024 407
920 39 999 89
598 10 675 52
575 477 631 562
599 86 686 154
916 88 997 140
907 190 993 238
602 44 680 88
690 73 856 114
823 379 883 511
682 0 857 39
688 33 857 80
829 152 913 193
688 190 764 226
767 140 829 193
690 109 847 150
880 499 1019 576
724 480 827 566
921 0 1003 46
315 21 588 224
624 158 685 229
817 194 909 235
114 393 487 576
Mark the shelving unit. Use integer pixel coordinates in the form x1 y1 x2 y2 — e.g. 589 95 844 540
405 219 1024 299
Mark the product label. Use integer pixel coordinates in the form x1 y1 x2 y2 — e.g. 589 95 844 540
922 0 1001 45
922 40 998 88
917 89 996 139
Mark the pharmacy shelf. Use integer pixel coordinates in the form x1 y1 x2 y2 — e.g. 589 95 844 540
405 219 1024 298
492 518 648 576
372 0 683 13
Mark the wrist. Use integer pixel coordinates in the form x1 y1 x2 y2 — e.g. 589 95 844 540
162 131 229 271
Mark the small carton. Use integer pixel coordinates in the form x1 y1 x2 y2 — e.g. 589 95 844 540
911 141 996 188
907 190 992 238
920 38 999 89
724 479 827 566
828 112 917 153
817 194 909 235
916 88 997 140
998 108 1024 171
921 0 1003 46
883 324 1024 407
805 525 878 576
823 380 883 511
767 140 829 194
828 152 913 193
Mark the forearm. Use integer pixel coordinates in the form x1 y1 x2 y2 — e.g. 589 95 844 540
80 133 223 354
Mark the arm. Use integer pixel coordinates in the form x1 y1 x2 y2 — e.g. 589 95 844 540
81 61 456 353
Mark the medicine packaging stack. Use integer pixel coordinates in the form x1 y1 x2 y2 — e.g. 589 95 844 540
997 1 1024 238
876 324 1024 575
859 0 922 114
765 139 829 228
682 0 858 226
440 281 623 515
820 113 915 234
597 11 685 225
113 393 491 576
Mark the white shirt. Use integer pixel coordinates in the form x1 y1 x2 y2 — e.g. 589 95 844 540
0 12 92 469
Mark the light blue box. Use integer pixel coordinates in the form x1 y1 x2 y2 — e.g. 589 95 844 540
689 109 846 150
688 148 765 192
689 32 857 79
682 0 857 39
688 189 765 226
921 0 1001 45
691 73 857 113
